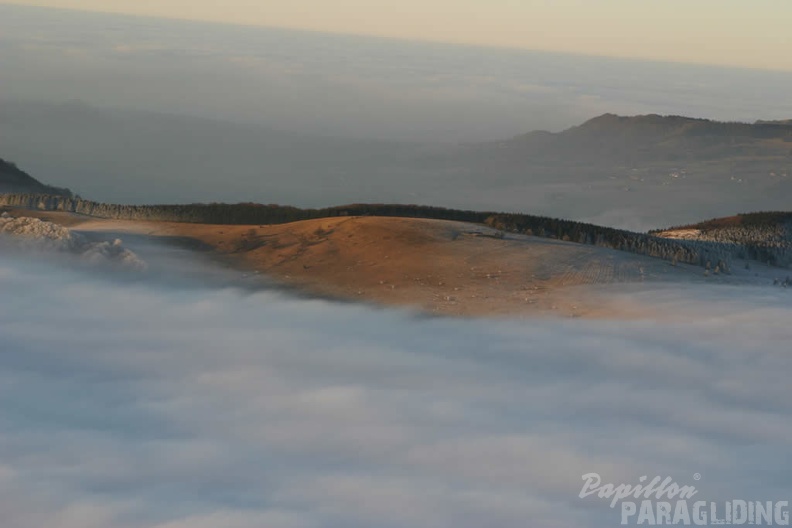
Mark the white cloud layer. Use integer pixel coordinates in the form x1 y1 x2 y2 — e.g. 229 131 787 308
1 244 792 527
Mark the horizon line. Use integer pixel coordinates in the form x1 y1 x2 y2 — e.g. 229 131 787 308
3 2 792 75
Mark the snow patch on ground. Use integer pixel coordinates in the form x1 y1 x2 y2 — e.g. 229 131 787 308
654 228 702 240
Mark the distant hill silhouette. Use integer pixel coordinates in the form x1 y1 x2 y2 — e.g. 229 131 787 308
493 113 792 164
755 119 792 126
0 158 71 196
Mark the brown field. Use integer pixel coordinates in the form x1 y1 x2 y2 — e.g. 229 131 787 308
4 208 714 318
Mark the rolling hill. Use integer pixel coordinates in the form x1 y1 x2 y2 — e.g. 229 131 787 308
4 151 792 317
4 210 731 318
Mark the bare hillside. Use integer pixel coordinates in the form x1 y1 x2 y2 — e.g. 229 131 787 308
12 210 737 318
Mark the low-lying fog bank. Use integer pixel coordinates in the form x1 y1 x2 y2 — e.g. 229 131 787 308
1 245 791 528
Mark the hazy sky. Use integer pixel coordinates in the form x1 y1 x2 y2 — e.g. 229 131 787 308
3 0 792 70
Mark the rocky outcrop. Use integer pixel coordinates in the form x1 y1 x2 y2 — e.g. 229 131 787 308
0 212 146 270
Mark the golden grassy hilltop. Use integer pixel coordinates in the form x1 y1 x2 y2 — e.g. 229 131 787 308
6 208 725 319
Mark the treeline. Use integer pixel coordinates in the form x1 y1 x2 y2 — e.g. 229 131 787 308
655 212 792 232
0 193 491 224
0 192 777 271
484 214 735 273
651 212 792 267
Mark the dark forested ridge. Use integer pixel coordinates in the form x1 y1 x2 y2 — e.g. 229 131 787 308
0 193 491 224
655 212 792 233
652 212 792 268
0 159 72 197
0 192 748 272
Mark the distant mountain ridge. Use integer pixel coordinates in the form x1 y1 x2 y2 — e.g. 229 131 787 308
755 119 792 126
0 158 72 197
5 100 792 229
500 113 792 163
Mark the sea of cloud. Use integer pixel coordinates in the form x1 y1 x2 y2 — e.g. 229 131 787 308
1 238 792 527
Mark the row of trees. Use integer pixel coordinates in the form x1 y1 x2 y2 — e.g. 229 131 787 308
0 194 492 225
651 212 792 267
484 214 733 272
4 192 789 271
